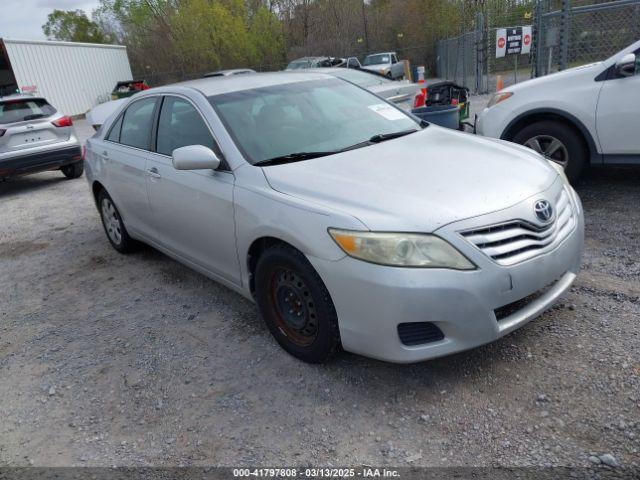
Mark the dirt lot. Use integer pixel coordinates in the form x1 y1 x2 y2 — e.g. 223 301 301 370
0 119 639 470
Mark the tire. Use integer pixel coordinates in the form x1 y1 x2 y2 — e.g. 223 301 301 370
512 120 587 183
97 189 138 253
61 161 84 179
386 71 392 79
254 243 341 363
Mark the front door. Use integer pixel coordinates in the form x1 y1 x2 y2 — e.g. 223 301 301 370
596 49 640 158
145 95 240 284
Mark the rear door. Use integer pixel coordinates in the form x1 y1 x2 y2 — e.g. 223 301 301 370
145 95 240 284
596 48 640 157
0 98 65 154
100 96 158 237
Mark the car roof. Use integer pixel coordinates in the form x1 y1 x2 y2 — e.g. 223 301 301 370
365 52 394 56
165 71 334 97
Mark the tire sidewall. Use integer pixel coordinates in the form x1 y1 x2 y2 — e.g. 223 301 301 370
62 161 84 179
254 246 340 363
97 190 131 253
513 121 586 182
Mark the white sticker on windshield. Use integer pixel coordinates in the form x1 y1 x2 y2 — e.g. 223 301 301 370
368 103 406 121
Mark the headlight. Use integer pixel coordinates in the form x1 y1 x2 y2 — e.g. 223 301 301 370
548 159 569 183
328 229 476 270
487 91 513 108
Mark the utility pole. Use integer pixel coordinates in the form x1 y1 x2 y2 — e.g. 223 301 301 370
361 0 370 52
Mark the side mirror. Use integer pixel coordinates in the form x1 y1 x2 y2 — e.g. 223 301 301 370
172 145 221 171
615 53 637 77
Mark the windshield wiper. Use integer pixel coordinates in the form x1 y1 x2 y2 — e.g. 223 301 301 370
368 128 418 143
254 129 419 167
254 150 339 166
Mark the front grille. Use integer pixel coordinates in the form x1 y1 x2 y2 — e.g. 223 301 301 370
460 187 575 266
494 278 559 321
397 322 444 346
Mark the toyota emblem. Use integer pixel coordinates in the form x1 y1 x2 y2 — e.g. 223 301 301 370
534 200 553 223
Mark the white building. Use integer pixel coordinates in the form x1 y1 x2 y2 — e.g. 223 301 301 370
0 38 133 116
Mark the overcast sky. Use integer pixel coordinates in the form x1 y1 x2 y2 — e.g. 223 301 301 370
0 0 101 40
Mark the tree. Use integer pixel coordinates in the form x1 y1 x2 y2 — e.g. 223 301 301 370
42 9 113 44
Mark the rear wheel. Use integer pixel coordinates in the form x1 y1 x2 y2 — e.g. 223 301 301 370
61 161 84 179
254 243 341 363
512 120 587 182
97 189 137 253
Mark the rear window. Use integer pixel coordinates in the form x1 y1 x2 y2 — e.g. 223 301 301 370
363 54 390 66
0 99 56 124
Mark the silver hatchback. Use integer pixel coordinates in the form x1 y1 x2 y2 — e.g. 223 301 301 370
85 73 583 364
0 94 83 180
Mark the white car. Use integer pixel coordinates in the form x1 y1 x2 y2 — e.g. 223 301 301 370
476 40 640 181
361 52 405 79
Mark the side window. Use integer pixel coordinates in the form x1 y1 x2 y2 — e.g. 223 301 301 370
392 54 398 64
348 58 358 68
106 115 123 142
120 97 157 150
156 97 216 156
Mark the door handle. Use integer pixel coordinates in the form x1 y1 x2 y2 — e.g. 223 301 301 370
147 167 161 179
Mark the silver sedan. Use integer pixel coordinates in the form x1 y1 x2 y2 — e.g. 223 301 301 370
85 72 584 363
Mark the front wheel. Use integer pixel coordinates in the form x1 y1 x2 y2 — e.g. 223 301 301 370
254 244 341 363
513 120 587 182
61 161 84 179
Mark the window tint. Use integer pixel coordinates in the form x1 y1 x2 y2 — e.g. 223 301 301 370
120 97 157 150
156 97 216 156
107 115 123 142
0 98 56 124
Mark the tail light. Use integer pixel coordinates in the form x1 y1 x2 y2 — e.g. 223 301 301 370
52 116 73 127
82 146 86 160
413 91 426 109
0 129 5 137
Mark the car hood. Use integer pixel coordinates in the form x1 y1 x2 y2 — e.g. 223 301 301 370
506 62 603 93
86 98 127 128
262 127 558 232
369 82 418 100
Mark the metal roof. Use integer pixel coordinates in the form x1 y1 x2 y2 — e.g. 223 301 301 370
1 38 127 50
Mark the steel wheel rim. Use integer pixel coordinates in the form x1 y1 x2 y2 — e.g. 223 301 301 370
101 198 122 245
524 135 569 168
269 267 318 347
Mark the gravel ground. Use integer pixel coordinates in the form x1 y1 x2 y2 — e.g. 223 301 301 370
0 119 638 470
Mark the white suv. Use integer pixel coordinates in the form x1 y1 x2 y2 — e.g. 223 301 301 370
476 40 640 182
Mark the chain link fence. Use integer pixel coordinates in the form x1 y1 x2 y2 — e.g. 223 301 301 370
437 0 640 94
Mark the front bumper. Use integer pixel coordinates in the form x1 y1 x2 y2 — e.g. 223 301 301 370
0 143 82 178
307 181 584 363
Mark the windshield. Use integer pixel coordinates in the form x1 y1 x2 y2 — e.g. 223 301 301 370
363 54 390 66
209 78 418 165
286 60 311 70
0 98 56 124
329 69 392 88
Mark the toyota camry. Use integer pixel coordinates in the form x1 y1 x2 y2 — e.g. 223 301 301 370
85 72 584 363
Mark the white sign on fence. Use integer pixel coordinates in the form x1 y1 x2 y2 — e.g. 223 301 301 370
496 26 532 58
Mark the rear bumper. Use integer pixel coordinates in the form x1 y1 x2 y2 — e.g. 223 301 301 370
0 144 82 178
